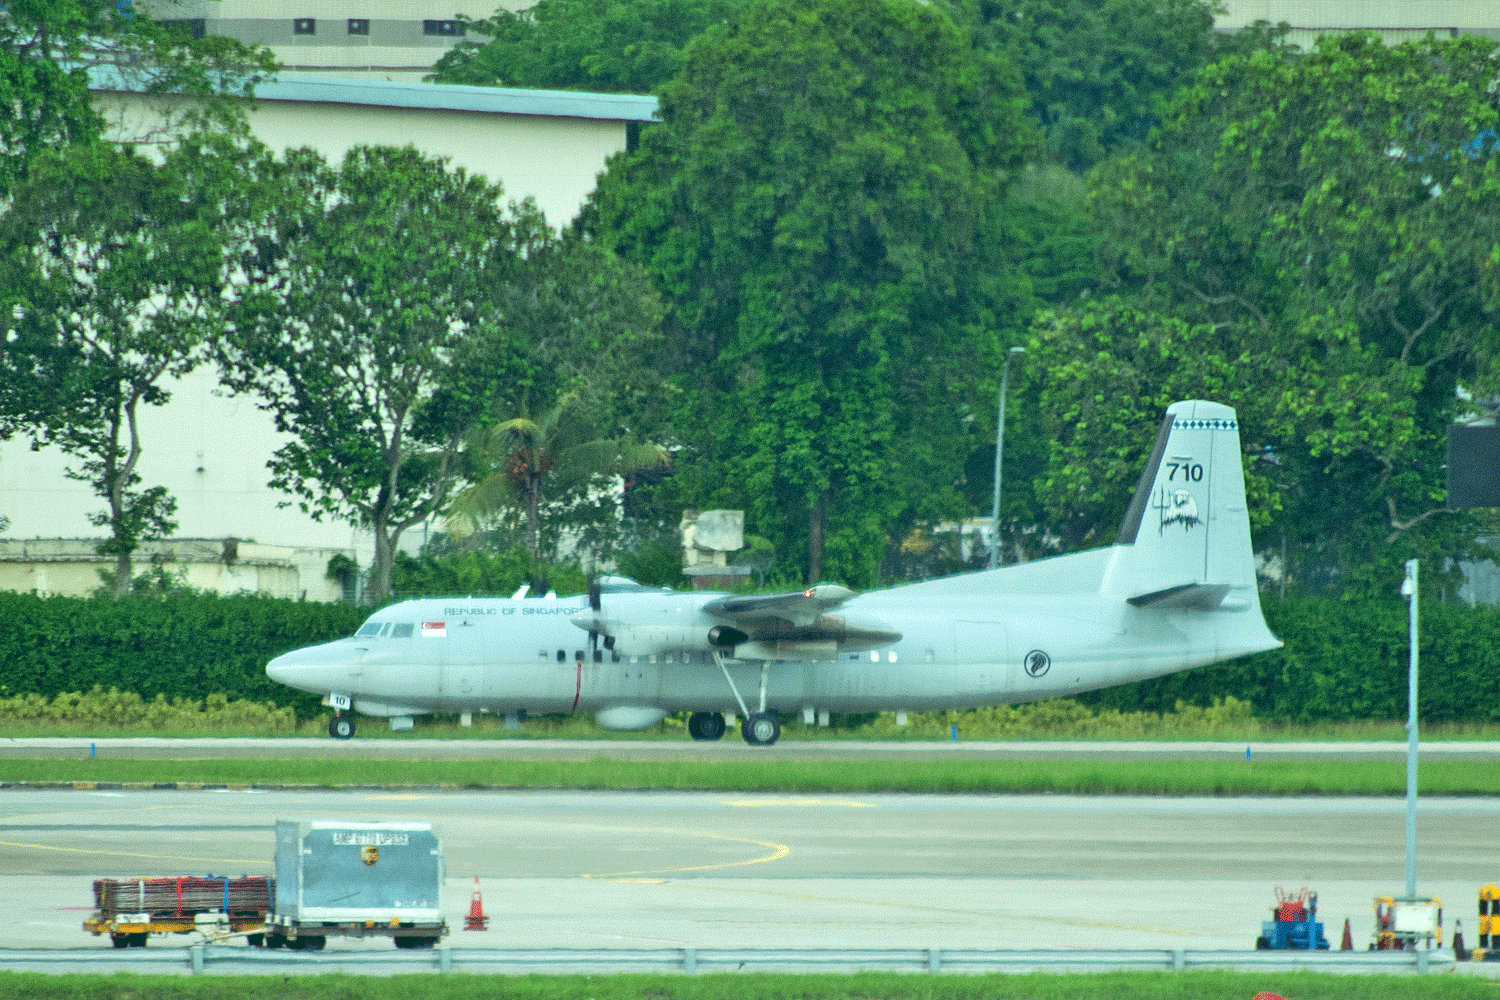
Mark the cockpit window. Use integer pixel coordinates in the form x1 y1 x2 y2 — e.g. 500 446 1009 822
355 623 383 637
391 623 413 638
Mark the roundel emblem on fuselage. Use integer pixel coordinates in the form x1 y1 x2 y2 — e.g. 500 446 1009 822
1024 650 1051 678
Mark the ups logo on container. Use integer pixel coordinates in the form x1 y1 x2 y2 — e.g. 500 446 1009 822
360 845 379 866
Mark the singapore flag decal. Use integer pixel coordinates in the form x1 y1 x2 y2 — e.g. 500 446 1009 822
420 621 447 638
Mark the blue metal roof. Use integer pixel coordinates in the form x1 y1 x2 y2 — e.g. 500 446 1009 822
89 66 658 123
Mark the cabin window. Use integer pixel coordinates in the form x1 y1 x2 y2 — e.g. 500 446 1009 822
391 623 413 638
869 651 879 662
355 623 382 637
556 649 566 663
538 649 549 660
924 649 934 663
648 654 657 664
887 651 898 663
663 652 674 664
611 652 621 663
593 650 603 663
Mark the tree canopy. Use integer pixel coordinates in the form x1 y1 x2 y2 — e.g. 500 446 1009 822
427 0 739 92
594 0 1034 585
1069 31 1500 594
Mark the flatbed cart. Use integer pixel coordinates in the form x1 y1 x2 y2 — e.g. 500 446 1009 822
84 876 273 948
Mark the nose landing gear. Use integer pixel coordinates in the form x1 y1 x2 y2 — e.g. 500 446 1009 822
741 711 780 746
328 714 355 739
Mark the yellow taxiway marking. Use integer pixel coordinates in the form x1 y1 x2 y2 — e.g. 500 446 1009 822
365 794 431 801
721 797 872 808
0 839 264 866
686 884 1193 937
582 828 789 882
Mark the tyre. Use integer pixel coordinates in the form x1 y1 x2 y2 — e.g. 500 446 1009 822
301 936 326 951
266 933 286 949
410 937 438 949
246 933 265 948
329 715 355 739
111 934 130 949
741 711 780 746
1255 936 1270 950
287 937 307 951
130 933 148 947
688 711 726 741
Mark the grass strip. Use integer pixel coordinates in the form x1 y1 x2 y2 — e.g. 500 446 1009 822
3 757 1499 795
0 970 1491 1000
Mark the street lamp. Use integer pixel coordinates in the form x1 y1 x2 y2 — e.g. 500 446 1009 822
989 346 1025 570
1402 558 1419 899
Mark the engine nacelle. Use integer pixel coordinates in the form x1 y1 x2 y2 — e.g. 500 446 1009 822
708 625 749 648
594 706 669 730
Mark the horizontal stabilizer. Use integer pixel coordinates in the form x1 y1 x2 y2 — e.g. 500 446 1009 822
1126 582 1233 610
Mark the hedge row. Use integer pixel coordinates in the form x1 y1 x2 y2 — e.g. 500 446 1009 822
0 591 1493 724
0 592 363 720
1082 594 1500 723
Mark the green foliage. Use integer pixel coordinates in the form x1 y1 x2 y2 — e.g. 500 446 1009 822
595 0 1035 585
219 146 547 602
0 592 362 720
613 535 684 587
1087 32 1500 595
1083 593 1500 724
0 136 279 597
944 0 1223 171
7 755 1500 798
0 686 297 732
864 696 1259 740
428 0 742 93
0 1 274 197
390 547 590 598
0 971 1489 1000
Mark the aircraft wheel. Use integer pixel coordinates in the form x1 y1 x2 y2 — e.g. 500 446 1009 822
329 715 355 739
688 711 726 741
741 712 780 746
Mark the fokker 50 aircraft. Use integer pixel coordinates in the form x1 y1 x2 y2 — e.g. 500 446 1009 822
267 400 1280 746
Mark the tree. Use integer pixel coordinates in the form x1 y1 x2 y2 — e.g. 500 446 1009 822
447 392 668 559
941 0 1222 171
0 0 275 196
1087 32 1500 594
219 146 549 603
593 0 1034 585
0 137 273 597
427 0 741 93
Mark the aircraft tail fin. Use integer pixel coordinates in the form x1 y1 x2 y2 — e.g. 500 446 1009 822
1101 400 1258 610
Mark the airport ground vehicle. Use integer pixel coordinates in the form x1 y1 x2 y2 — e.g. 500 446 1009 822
83 820 447 949
1255 887 1331 951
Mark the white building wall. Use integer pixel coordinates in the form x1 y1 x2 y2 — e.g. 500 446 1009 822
0 79 649 594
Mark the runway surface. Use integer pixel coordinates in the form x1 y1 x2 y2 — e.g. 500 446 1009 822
4 736 1499 760
1 786 1493 956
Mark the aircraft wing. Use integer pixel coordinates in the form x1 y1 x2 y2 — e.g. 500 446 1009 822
700 584 856 627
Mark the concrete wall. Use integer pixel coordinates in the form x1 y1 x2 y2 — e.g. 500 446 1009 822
1217 1 1500 44
0 538 350 600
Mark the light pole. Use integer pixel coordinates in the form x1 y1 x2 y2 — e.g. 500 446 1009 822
989 346 1025 570
1401 558 1419 898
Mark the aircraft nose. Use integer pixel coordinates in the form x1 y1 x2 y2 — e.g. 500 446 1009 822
266 644 351 693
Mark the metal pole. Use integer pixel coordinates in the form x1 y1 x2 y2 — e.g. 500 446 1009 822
989 347 1024 570
1405 558 1419 899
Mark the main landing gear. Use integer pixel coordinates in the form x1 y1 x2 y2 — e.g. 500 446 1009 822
329 714 355 739
687 711 726 741
709 651 783 746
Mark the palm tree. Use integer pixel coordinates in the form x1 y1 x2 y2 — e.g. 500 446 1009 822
446 393 668 558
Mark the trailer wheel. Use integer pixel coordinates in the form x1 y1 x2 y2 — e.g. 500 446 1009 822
246 933 265 948
1255 936 1270 950
301 936 326 951
111 934 130 949
410 937 437 949
266 933 286 949
130 933 148 947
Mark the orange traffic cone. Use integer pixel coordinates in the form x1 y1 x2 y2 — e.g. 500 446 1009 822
465 877 489 931
1340 917 1353 950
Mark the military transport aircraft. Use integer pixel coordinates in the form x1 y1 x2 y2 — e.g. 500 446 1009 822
267 400 1279 746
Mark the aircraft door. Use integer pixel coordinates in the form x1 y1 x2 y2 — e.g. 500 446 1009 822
953 620 1008 698
442 618 484 700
